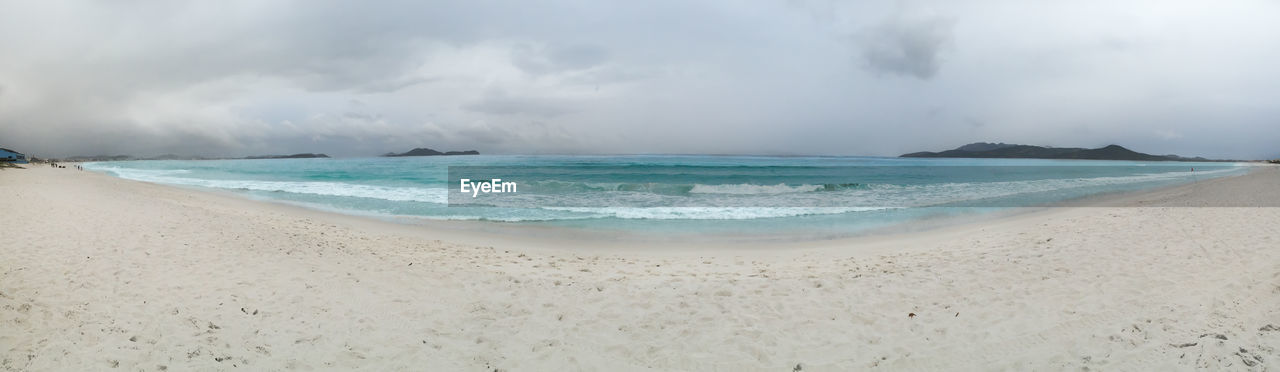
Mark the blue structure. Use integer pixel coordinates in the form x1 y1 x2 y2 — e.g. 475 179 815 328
0 147 28 164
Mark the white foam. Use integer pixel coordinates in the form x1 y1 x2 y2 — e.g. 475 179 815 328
87 165 447 203
546 207 892 220
688 183 823 195
84 161 1245 221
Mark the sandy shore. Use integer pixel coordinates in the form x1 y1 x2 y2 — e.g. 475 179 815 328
3 165 1279 371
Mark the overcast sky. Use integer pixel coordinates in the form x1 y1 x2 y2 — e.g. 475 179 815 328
1 0 1278 159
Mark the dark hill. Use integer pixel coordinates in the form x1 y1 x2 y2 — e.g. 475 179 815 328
902 143 1218 161
383 148 479 157
954 142 1018 152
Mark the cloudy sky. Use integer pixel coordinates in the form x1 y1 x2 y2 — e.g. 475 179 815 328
1 0 1278 159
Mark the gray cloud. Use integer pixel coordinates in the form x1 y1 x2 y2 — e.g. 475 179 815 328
859 14 954 79
354 76 439 94
512 44 611 75
462 92 577 118
1 1 1278 160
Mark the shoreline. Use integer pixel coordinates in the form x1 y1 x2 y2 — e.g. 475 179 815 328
4 165 1279 370
42 163 1279 259
75 161 1265 251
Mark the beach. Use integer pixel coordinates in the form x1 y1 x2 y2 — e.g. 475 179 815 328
3 165 1279 371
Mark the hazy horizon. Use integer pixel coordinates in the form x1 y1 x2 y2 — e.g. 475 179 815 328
21 141 1263 161
3 1 1279 159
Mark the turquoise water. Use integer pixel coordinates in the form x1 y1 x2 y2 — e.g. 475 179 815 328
84 156 1245 240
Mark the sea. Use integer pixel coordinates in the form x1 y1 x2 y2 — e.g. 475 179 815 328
83 156 1246 241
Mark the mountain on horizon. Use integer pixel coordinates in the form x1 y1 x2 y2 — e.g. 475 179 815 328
902 143 1221 162
953 142 1019 152
382 148 479 157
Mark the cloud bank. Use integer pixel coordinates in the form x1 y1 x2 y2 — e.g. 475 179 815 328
1 0 1278 159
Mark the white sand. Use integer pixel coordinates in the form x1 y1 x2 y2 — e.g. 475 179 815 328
2 165 1279 371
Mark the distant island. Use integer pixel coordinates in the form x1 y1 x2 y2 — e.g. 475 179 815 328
244 153 330 159
901 143 1227 162
383 148 479 157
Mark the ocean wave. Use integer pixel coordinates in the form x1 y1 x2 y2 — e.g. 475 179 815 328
88 165 447 203
522 180 696 195
545 206 891 220
689 182 870 194
521 180 870 196
688 183 821 195
84 160 1245 222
